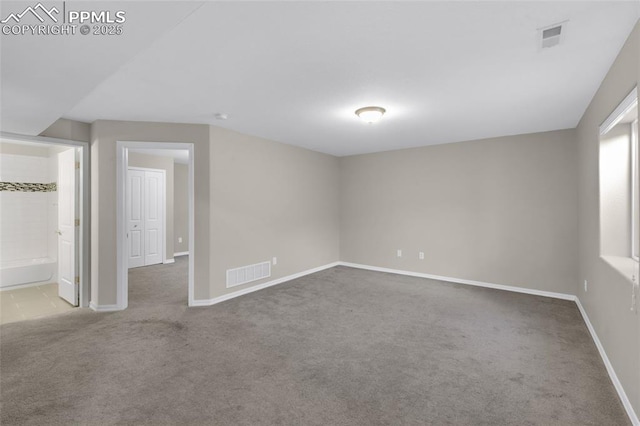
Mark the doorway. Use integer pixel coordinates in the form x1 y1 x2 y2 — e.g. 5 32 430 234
0 132 90 323
116 142 195 309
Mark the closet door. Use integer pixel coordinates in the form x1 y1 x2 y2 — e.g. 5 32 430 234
143 170 164 266
128 168 165 268
127 169 145 268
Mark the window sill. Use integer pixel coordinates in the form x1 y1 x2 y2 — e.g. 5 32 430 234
600 255 638 284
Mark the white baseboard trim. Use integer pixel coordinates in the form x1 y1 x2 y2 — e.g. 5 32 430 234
174 251 189 257
186 259 637 425
338 262 576 301
163 258 175 264
575 298 639 426
89 302 122 312
191 261 340 307
338 262 637 425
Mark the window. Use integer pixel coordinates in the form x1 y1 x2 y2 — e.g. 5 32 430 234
599 87 638 264
632 118 639 261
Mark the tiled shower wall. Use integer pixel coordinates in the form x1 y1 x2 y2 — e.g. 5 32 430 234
0 153 58 265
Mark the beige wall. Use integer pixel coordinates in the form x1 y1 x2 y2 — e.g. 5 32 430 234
0 142 50 157
40 118 91 142
87 121 340 304
340 129 578 295
128 152 175 261
576 20 640 416
90 120 211 303
174 163 189 254
209 126 340 299
86 118 580 305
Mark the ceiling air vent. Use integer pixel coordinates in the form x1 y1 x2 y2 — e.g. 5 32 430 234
540 22 566 49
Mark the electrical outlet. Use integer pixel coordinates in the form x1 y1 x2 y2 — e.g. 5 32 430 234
397 249 402 258
584 280 588 292
419 252 425 260
272 257 277 265
178 237 182 243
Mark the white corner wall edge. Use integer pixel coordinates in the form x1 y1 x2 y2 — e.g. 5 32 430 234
190 261 340 307
575 297 640 426
338 262 576 300
89 302 121 312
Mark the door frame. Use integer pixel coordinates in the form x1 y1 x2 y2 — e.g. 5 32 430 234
116 141 195 309
127 166 167 267
0 131 90 308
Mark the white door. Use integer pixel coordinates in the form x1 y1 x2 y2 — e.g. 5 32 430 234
144 170 164 266
58 148 78 306
127 168 165 268
127 169 145 268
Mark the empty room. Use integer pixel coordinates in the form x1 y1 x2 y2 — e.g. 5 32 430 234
1 1 639 425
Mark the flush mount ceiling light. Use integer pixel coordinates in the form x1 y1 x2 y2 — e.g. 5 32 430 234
355 106 386 123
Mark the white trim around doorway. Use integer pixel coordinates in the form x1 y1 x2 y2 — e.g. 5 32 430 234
0 131 91 308
116 141 195 310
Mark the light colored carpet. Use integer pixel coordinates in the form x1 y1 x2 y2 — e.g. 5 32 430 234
0 257 629 425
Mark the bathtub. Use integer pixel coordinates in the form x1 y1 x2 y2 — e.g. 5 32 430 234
0 258 56 289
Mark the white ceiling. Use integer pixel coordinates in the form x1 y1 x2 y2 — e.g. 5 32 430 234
2 2 639 156
0 1 204 135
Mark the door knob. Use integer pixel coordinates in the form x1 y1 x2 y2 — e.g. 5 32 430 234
56 230 62 235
